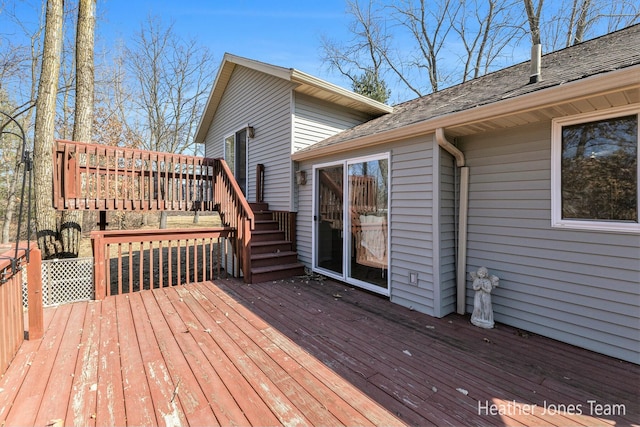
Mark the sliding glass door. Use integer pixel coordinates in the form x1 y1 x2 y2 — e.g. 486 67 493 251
314 154 389 294
315 165 344 276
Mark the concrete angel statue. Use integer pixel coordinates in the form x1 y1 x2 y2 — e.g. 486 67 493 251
470 267 499 328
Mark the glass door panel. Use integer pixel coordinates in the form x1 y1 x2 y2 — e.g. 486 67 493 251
235 128 247 194
315 165 344 275
348 158 388 289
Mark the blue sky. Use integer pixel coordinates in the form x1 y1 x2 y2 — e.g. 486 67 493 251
97 0 354 88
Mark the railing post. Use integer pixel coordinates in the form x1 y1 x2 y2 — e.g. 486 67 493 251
256 163 265 203
289 212 297 252
27 247 43 340
92 233 106 300
242 219 252 283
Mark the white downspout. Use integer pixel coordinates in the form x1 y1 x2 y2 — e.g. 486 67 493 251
435 128 469 315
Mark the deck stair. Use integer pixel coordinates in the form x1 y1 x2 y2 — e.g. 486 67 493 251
249 202 305 283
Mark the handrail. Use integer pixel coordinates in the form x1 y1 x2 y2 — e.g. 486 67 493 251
91 227 235 299
212 158 254 282
271 210 297 252
53 139 217 211
0 242 42 376
53 139 256 283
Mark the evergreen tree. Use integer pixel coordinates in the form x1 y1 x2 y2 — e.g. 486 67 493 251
352 69 390 104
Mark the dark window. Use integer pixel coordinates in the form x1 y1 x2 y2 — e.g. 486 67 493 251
561 115 638 222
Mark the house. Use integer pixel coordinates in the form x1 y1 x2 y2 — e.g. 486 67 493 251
193 53 392 210
195 25 640 364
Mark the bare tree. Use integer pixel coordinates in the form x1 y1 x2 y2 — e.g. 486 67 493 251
0 2 45 244
528 0 640 50
452 0 523 82
321 0 391 99
59 0 95 257
33 0 64 258
323 0 525 100
324 0 639 102
126 16 215 228
523 0 543 45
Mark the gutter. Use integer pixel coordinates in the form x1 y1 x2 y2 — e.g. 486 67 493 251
435 128 468 315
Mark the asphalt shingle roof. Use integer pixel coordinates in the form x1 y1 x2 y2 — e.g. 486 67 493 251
301 24 640 153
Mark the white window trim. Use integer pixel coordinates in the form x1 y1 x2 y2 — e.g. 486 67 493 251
551 104 640 234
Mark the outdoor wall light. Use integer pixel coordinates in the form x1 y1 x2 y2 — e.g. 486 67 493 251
295 170 307 185
247 126 255 138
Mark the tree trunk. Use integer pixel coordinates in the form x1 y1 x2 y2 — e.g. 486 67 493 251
61 0 96 257
193 210 200 224
523 0 543 45
1 164 19 244
159 211 168 229
573 0 591 45
33 0 64 258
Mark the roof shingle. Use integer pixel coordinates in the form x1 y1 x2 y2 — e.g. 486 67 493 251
300 24 640 153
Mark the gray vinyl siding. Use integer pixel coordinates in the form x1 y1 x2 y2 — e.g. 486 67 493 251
439 148 456 317
459 121 640 364
389 136 436 315
293 93 374 152
296 135 439 316
203 65 294 210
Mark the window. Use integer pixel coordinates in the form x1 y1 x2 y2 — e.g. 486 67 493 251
224 134 235 175
224 128 247 194
552 106 639 233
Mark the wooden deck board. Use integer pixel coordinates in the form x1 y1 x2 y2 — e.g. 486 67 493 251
128 291 189 427
1 277 637 427
0 308 55 422
66 300 100 427
157 287 251 426
34 302 86 426
199 282 378 427
222 278 640 427
139 289 219 426
4 304 73 426
184 285 316 426
96 294 127 426
169 286 282 426
114 294 157 426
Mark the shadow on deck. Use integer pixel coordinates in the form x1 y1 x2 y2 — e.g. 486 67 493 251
225 277 639 427
0 277 637 426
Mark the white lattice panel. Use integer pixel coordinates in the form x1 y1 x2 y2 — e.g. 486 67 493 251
42 257 94 306
22 257 94 307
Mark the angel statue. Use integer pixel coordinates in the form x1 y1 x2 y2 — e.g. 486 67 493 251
470 267 499 329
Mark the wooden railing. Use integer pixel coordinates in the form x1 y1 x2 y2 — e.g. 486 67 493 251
213 159 254 282
54 139 256 283
271 210 297 252
54 140 218 211
91 228 235 299
0 243 43 376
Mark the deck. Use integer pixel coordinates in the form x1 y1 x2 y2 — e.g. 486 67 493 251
1 277 638 427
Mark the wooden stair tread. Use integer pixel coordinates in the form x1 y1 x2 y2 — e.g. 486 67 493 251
251 251 298 260
251 263 305 274
247 202 302 283
251 240 292 247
